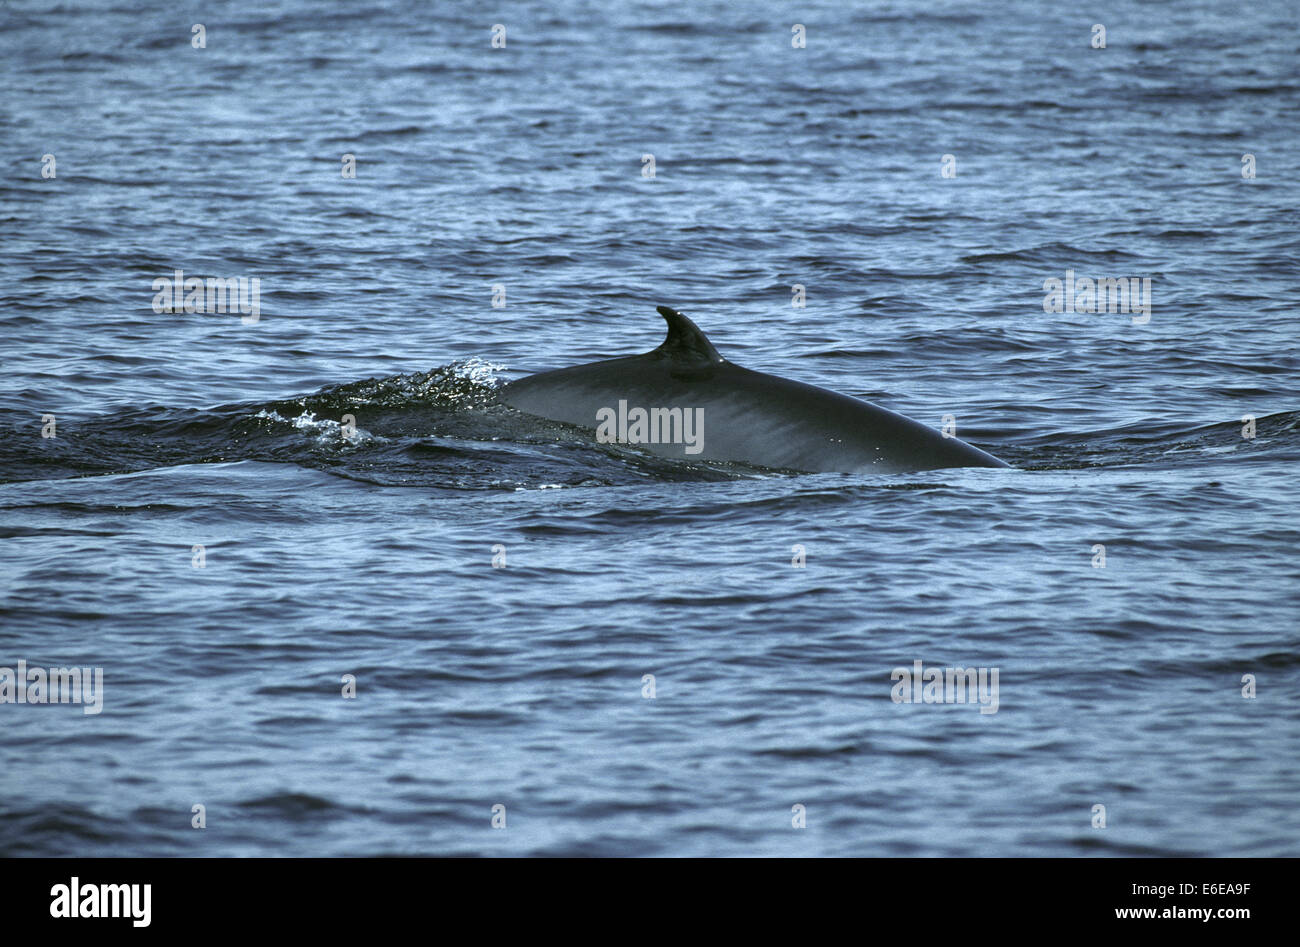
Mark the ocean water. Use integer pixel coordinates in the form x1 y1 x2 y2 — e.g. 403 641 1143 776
1 0 1298 856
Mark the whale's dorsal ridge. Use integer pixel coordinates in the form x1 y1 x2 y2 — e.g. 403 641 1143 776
653 305 725 365
499 303 1009 472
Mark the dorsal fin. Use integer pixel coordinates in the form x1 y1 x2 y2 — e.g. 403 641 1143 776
653 305 724 364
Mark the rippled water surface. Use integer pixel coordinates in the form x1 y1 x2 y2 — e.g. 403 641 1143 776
1 0 1298 856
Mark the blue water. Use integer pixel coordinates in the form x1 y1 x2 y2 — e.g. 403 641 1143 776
2 0 1298 856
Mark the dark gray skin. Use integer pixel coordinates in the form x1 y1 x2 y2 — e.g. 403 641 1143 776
498 306 1009 474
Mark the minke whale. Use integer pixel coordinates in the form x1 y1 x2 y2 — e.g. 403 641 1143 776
498 306 1009 474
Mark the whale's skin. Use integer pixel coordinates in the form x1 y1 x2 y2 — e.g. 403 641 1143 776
497 306 1009 474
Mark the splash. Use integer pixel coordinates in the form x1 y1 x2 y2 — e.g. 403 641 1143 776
307 358 508 411
252 409 382 447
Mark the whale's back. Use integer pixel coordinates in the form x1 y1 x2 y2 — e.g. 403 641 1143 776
498 307 1008 474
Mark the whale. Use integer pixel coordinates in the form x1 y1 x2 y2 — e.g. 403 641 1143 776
497 306 1009 474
